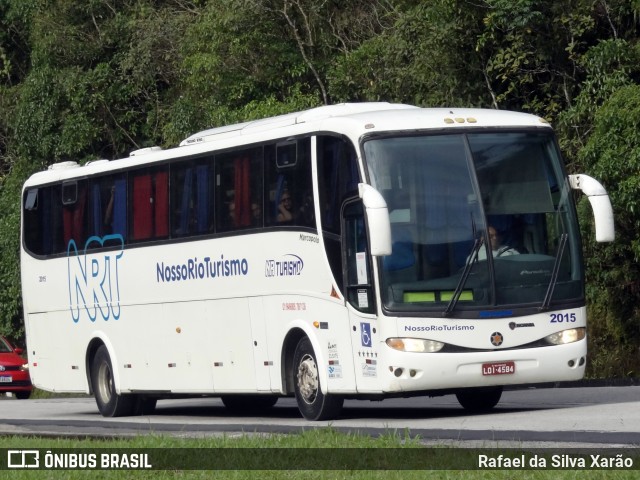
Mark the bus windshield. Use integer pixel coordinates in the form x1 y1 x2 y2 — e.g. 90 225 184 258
364 131 583 315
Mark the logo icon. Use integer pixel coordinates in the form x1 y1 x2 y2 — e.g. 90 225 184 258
7 450 40 468
67 234 124 323
509 322 535 330
264 254 304 277
360 322 372 347
490 332 503 346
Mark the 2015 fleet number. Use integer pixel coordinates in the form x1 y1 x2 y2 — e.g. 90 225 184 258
550 312 577 323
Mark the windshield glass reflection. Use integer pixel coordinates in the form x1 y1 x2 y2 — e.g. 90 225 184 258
364 131 582 315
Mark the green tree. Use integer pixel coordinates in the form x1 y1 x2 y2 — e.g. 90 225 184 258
557 39 640 169
329 1 489 106
578 84 640 377
0 155 30 338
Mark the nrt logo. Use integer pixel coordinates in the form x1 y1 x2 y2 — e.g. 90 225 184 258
67 234 124 323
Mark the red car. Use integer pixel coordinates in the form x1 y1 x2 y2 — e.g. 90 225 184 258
0 336 32 399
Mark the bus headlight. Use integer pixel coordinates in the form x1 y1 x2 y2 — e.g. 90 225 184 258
386 338 445 353
545 327 586 345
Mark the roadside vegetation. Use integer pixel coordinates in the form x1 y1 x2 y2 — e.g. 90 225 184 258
1 0 639 377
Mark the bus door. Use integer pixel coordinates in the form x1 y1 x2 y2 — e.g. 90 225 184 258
342 200 381 390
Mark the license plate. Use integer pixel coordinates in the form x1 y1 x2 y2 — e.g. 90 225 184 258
482 361 515 376
0 376 12 383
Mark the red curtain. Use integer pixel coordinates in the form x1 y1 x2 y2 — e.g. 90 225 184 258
63 187 86 246
132 175 152 240
234 156 251 227
154 171 169 237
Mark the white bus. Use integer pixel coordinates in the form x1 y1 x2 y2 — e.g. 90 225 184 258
20 103 614 420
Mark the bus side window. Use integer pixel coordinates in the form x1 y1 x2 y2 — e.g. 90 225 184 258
171 159 213 237
24 188 41 254
234 155 251 228
317 135 360 293
318 135 359 234
130 168 169 241
84 175 127 249
94 175 127 247
131 173 152 240
344 201 375 313
23 188 45 255
23 185 65 256
265 138 314 228
110 178 127 240
216 148 261 232
247 152 263 228
62 180 88 249
216 154 237 232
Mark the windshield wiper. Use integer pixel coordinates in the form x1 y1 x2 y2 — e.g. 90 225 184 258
539 233 568 311
444 236 483 317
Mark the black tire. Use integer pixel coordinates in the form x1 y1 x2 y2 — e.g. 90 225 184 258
456 387 503 412
91 345 135 417
221 395 278 414
15 391 31 400
293 337 343 421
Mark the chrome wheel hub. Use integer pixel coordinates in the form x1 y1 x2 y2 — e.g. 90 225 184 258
296 354 318 404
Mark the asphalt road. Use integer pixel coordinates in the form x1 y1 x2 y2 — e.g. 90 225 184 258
1 385 639 447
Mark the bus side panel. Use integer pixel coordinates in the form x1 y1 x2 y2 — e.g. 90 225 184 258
264 296 357 395
24 312 90 393
348 310 383 393
22 253 91 393
248 297 272 391
117 299 258 394
23 312 57 392
205 298 257 393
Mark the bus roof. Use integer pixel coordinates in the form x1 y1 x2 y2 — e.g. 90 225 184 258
180 102 550 146
24 103 551 187
179 102 417 146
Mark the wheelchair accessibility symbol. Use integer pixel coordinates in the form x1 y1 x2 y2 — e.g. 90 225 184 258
360 322 372 347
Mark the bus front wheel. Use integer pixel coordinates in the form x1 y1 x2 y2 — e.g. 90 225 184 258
91 345 135 417
455 387 503 412
293 337 343 421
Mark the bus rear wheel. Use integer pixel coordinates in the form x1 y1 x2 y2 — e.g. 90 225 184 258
456 387 503 412
91 345 135 417
293 337 343 421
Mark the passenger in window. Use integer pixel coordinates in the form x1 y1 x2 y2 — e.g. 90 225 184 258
277 190 293 223
251 202 262 227
296 191 314 226
227 200 236 228
104 186 115 231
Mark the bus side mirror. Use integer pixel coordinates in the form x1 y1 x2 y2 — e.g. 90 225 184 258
358 183 392 256
568 174 615 242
